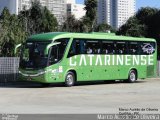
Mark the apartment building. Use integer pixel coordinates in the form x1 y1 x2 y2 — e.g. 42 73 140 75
67 0 86 20
0 0 67 25
97 0 136 29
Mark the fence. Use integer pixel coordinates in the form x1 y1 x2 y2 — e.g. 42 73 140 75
0 57 19 83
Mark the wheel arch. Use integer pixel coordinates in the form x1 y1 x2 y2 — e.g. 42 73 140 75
129 68 138 79
65 69 77 82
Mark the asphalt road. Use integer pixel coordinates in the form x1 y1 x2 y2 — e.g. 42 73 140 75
0 78 160 114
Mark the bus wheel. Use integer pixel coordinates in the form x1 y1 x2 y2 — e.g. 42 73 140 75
128 70 137 83
65 72 75 87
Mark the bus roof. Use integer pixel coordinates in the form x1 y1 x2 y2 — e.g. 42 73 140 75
28 32 156 42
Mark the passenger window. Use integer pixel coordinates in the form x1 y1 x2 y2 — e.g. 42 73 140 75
86 40 101 54
116 42 127 54
68 39 86 57
139 42 155 55
128 42 139 55
102 41 115 54
54 39 69 59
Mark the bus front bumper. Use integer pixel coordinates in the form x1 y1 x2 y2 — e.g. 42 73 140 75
18 70 48 83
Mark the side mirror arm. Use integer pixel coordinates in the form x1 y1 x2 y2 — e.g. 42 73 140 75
14 44 22 55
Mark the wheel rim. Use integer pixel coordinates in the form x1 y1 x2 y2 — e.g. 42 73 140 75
66 74 74 85
130 72 136 81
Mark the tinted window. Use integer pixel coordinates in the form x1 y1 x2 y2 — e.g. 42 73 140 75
128 42 139 55
68 39 156 56
102 41 115 54
54 39 69 58
86 40 101 54
116 41 127 54
68 39 101 57
49 39 69 65
68 39 85 57
128 41 156 55
139 42 156 55
20 41 51 69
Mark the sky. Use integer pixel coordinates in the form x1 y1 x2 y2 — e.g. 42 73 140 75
76 0 160 10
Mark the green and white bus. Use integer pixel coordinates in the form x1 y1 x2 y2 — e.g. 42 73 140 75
15 32 157 87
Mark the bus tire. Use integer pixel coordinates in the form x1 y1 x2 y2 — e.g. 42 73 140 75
128 70 137 83
65 71 75 87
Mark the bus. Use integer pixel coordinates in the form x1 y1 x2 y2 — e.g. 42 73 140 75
15 32 157 87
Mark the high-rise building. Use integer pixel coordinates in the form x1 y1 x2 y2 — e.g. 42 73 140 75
67 0 86 20
0 0 67 25
97 0 136 29
97 0 111 25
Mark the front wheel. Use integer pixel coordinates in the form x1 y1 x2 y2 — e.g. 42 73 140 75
65 72 75 87
128 70 137 83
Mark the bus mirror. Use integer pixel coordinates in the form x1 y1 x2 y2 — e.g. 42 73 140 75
14 44 22 56
44 42 61 56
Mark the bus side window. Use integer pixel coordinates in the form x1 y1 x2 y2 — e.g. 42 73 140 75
116 42 127 54
54 38 69 59
139 42 156 55
68 40 76 57
68 39 84 57
79 40 85 54
49 45 59 65
128 42 139 55
102 41 115 54
86 40 101 54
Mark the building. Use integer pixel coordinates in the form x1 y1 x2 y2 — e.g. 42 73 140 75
97 0 136 29
67 0 85 20
0 0 67 25
66 0 75 4
97 0 111 25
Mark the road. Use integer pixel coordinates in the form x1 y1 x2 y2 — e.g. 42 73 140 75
0 78 160 114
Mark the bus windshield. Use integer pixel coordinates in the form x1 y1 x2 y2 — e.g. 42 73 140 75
20 38 69 69
20 41 51 69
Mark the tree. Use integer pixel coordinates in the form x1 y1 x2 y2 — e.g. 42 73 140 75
19 1 58 35
95 23 115 32
84 0 97 32
116 17 147 37
136 7 158 25
61 15 77 32
41 7 58 32
117 7 160 57
0 1 58 56
117 7 159 38
61 14 86 32
0 7 26 56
